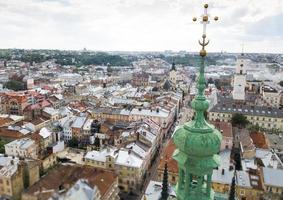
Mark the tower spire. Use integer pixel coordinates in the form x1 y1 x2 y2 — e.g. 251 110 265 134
189 3 219 129
160 161 169 200
171 62 176 71
173 4 222 200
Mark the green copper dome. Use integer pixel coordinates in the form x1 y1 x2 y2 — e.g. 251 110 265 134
174 122 221 157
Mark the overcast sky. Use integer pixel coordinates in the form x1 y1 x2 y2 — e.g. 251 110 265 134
0 0 282 53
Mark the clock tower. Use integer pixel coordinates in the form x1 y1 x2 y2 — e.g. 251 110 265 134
232 53 247 101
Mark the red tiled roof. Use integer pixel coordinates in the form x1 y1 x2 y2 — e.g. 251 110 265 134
250 132 269 149
0 118 13 127
158 139 178 174
25 115 50 125
211 121 233 138
0 127 26 139
40 100 51 107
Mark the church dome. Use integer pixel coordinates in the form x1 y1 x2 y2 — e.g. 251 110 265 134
173 122 222 157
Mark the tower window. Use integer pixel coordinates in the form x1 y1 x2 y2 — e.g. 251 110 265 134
240 70 243 74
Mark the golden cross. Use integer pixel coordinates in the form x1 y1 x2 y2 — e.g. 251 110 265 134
193 4 218 57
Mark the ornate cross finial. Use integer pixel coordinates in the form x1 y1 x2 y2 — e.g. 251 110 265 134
193 4 218 57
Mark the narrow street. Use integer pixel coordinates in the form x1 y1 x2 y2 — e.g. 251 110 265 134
136 93 192 199
136 125 175 200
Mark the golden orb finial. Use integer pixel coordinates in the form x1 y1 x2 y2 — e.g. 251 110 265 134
193 17 197 22
214 16 219 21
203 15 208 22
204 4 208 8
200 49 207 57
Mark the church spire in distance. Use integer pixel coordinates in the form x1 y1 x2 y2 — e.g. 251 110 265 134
171 62 176 71
172 4 222 200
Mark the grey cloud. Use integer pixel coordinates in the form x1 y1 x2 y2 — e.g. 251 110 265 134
0 0 282 53
246 13 283 37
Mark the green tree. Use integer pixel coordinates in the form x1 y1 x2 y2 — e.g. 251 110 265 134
68 137 79 148
279 81 283 87
231 113 249 127
0 139 7 154
248 124 260 132
4 80 26 91
21 53 45 64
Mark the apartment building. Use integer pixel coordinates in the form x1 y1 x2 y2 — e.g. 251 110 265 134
5 138 38 159
85 147 145 192
209 103 283 131
0 156 40 200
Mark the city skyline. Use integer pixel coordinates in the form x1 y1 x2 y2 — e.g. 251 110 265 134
0 0 282 53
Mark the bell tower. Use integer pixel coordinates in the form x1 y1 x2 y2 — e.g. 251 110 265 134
232 46 247 100
173 4 222 200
